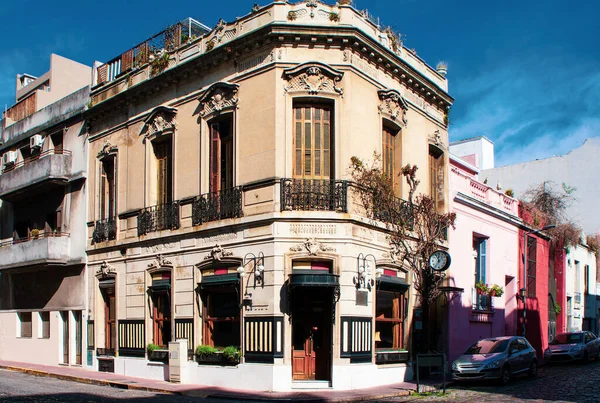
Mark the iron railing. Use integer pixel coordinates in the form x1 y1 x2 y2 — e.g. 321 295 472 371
138 201 180 236
92 217 117 244
472 288 493 311
280 178 348 212
1 149 71 173
192 187 243 226
372 196 414 228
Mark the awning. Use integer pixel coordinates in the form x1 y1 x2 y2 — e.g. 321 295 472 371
198 273 239 289
148 279 171 293
98 278 115 289
289 271 339 288
377 275 409 292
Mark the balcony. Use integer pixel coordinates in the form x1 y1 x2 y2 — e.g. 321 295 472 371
372 195 414 228
472 288 493 312
0 150 73 201
92 217 117 244
138 201 180 236
192 187 243 226
280 178 348 212
0 232 71 270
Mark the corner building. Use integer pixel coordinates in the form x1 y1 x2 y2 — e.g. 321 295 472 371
85 1 452 390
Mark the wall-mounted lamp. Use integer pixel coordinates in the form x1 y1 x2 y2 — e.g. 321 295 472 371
517 287 527 302
355 253 376 291
239 252 266 287
375 267 384 279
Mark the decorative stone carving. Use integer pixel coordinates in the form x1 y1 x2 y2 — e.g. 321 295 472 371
96 261 116 278
429 129 446 151
210 18 237 45
289 238 336 256
97 141 117 159
147 254 173 271
142 106 177 139
204 244 234 261
378 89 408 125
283 62 344 96
198 82 239 117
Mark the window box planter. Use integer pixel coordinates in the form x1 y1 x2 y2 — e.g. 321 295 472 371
195 352 239 366
148 349 169 363
376 349 409 365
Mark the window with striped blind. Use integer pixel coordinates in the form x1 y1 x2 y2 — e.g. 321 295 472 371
153 139 173 205
382 125 398 181
293 104 332 179
209 116 234 192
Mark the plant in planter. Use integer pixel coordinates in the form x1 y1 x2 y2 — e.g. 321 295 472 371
505 188 515 197
488 284 504 297
222 346 240 363
30 228 40 239
475 281 489 295
147 343 168 362
195 345 218 362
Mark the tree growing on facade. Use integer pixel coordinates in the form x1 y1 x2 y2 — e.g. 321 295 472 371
350 155 456 353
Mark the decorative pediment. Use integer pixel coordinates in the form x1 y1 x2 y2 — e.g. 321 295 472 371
203 244 234 262
289 238 336 256
198 82 239 118
283 62 344 96
147 254 173 272
96 261 116 279
378 89 408 125
429 129 446 151
142 106 177 138
97 141 118 159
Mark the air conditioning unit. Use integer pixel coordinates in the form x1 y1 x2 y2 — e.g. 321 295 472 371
2 151 17 166
30 134 44 150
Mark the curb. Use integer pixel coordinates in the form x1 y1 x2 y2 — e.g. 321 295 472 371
1 364 413 402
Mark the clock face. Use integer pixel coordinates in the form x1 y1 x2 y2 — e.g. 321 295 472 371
429 250 451 271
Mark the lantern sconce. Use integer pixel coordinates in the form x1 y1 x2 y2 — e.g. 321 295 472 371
355 253 376 291
517 287 527 302
238 252 266 287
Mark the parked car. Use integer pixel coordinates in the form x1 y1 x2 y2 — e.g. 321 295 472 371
452 336 537 385
544 331 600 363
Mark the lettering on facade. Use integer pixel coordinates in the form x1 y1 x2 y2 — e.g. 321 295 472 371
290 223 337 236
289 238 336 256
199 232 237 244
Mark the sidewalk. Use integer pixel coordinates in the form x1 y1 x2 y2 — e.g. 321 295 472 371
0 359 417 402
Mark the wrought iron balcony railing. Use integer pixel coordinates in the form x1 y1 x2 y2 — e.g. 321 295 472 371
280 178 348 212
92 217 117 244
472 288 493 312
192 186 243 226
138 201 180 236
372 196 414 228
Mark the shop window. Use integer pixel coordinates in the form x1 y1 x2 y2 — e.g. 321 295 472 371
209 115 234 192
39 312 50 339
375 291 404 350
293 103 333 180
203 287 240 348
18 312 32 338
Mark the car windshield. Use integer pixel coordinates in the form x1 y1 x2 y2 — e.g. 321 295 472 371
551 333 583 344
464 339 509 354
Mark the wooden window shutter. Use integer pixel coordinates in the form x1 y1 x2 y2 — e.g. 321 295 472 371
210 123 221 192
100 164 107 219
97 64 107 85
121 49 133 72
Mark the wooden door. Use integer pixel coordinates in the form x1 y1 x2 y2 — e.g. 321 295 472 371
153 293 171 347
62 312 69 364
292 326 316 380
104 292 116 350
75 311 82 365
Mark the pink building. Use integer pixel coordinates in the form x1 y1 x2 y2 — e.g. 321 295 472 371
444 155 521 363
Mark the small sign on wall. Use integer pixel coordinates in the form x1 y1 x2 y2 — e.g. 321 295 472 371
356 290 368 306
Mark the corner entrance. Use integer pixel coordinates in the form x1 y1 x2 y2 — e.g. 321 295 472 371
291 287 332 381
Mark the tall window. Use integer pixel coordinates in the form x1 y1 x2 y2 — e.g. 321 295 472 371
382 125 398 180
585 264 590 295
474 236 488 310
153 139 172 205
428 146 443 208
527 237 537 297
150 272 171 347
293 104 332 179
101 286 116 351
209 116 233 192
375 291 404 350
39 312 50 339
74 311 82 365
203 287 240 348
100 157 116 220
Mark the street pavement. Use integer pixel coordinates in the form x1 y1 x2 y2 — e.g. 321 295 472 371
379 359 600 403
1 360 599 402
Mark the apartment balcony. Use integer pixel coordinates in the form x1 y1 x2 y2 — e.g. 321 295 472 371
192 187 243 226
280 178 348 213
372 195 414 228
0 232 71 270
138 201 180 236
92 217 117 244
0 150 73 201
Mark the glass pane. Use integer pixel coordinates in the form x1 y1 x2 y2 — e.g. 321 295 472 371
375 322 396 349
295 150 302 174
376 292 395 319
305 107 311 120
207 289 239 318
210 321 240 349
305 152 312 175
324 123 330 150
304 123 311 148
296 107 301 120
315 108 321 120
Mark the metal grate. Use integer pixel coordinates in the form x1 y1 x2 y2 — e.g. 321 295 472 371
280 178 348 212
138 201 180 236
192 187 243 226
92 217 117 244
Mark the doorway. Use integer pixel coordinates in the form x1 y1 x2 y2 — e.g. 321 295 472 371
61 311 69 364
291 287 332 381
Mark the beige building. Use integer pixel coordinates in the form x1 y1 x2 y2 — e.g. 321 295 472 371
0 55 91 366
85 1 452 390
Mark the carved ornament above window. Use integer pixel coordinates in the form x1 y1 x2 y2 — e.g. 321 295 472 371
283 62 344 96
96 261 116 279
97 141 118 160
289 238 336 256
147 254 173 273
198 82 239 118
378 89 408 126
142 106 177 140
429 129 446 151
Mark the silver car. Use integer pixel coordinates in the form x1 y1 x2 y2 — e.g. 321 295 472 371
544 331 600 363
452 336 537 385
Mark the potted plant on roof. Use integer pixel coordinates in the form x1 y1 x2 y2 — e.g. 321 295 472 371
475 281 488 295
30 228 40 240
488 284 504 298
147 343 169 363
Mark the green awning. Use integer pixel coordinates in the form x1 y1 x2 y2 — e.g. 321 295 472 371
377 276 409 292
148 279 171 293
290 271 339 288
198 273 239 289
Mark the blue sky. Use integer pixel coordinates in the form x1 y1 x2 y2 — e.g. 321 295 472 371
1 0 598 166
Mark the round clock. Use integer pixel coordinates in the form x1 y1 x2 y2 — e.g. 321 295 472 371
429 250 451 272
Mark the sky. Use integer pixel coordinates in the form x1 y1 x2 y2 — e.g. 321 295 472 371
0 0 598 167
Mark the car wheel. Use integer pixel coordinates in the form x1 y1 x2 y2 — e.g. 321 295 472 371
500 365 511 385
528 361 538 377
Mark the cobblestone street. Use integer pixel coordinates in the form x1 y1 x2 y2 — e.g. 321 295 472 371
381 360 600 403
